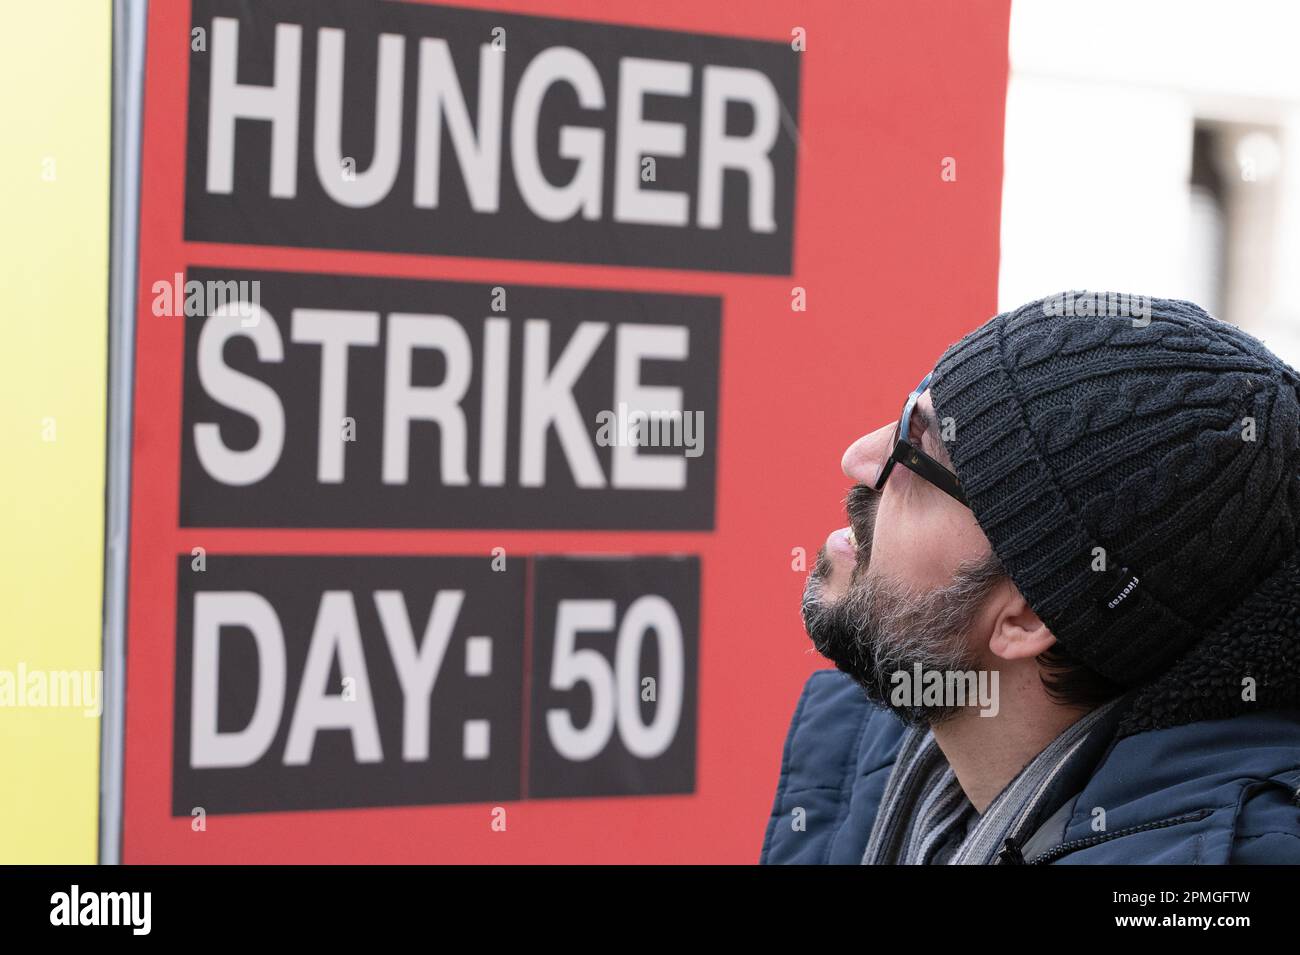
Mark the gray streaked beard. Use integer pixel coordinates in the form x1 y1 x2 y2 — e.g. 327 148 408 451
801 547 1005 726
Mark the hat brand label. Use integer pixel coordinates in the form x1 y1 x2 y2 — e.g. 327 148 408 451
1103 569 1141 611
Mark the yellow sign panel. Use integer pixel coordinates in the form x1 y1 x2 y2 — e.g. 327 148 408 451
0 0 112 864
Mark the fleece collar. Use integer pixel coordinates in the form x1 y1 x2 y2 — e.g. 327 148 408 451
1115 550 1300 740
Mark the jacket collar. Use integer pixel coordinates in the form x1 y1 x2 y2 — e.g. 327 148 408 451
1115 550 1300 740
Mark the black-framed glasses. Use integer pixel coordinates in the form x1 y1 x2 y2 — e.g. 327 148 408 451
871 371 968 507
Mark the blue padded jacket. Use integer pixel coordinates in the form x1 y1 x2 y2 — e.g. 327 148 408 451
761 669 1300 864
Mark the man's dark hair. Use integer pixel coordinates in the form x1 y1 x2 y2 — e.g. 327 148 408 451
1036 644 1127 709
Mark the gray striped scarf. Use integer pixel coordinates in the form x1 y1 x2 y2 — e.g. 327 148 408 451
861 697 1126 865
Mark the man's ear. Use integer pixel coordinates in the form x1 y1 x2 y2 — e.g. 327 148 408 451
987 582 1057 662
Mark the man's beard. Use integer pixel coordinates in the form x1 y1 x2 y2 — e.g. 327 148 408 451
801 484 1005 727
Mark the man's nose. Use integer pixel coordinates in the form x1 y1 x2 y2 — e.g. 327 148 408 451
841 423 896 484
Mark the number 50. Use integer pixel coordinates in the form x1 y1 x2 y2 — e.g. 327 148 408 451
546 596 684 761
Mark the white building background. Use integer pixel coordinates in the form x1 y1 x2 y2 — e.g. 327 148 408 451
1000 0 1300 368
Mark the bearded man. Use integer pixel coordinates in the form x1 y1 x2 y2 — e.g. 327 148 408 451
762 294 1300 864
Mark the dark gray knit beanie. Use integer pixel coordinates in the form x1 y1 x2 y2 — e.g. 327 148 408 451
930 292 1300 686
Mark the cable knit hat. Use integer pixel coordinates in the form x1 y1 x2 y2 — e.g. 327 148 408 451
930 292 1300 686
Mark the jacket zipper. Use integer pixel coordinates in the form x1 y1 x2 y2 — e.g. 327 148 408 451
1017 808 1213 865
